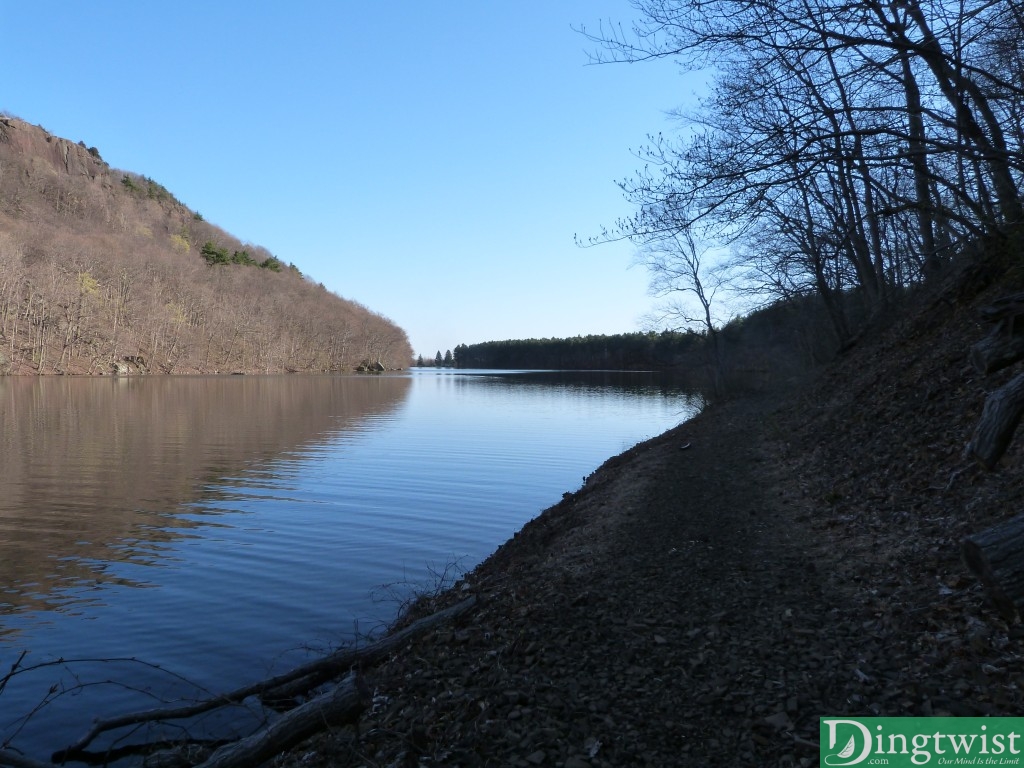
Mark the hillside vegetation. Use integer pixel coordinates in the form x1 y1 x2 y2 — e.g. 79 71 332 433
452 295 835 386
0 116 412 375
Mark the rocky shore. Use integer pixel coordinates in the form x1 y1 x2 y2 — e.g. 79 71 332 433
271 392 786 766
266 269 1024 767
270 370 1023 766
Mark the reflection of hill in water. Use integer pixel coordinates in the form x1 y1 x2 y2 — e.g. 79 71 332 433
0 375 410 618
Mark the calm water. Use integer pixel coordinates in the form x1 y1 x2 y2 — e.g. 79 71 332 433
0 370 699 758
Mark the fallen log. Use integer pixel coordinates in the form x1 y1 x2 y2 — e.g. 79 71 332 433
195 673 364 768
56 595 477 760
966 372 1024 469
978 292 1024 325
970 322 1024 375
962 514 1024 621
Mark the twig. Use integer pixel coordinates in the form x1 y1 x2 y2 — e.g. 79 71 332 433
56 595 477 759
0 651 28 696
1 656 214 754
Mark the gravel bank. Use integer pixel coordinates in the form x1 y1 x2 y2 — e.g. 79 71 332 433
272 389 872 767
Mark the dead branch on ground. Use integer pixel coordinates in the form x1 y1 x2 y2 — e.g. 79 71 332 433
54 595 477 763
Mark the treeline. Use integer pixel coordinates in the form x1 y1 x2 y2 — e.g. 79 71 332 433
584 0 1024 347
0 116 412 374
453 331 705 370
415 350 456 367
453 294 833 381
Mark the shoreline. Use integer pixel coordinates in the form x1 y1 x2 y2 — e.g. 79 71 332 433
270 352 1024 766
274 386 833 766
0 370 696 765
21 318 1014 766
19 332 1019 765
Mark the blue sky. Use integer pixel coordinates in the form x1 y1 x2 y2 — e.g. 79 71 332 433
1 2 701 357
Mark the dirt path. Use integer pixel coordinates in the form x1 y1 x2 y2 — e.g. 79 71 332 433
270 391 880 767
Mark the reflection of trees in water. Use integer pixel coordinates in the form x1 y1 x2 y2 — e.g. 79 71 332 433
459 369 702 400
0 375 411 618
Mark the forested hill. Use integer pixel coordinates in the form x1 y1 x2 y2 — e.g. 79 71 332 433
453 332 706 370
0 116 412 375
452 295 830 376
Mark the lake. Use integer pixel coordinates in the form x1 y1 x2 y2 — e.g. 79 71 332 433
0 370 700 759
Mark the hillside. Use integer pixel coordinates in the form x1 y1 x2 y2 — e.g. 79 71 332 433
0 116 412 375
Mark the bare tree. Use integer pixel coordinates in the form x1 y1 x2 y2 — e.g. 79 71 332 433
635 222 725 388
582 0 1024 350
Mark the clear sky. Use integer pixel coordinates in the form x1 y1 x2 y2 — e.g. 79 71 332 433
1 2 701 357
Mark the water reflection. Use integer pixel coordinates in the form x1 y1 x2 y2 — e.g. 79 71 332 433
0 371 699 762
0 375 411 620
431 368 701 398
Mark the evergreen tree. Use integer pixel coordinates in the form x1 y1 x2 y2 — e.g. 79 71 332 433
435 351 443 367
444 349 453 367
200 241 230 265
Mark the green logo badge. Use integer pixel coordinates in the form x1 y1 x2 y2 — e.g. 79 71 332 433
820 718 1024 766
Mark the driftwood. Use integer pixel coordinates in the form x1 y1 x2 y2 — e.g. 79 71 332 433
962 514 1024 621
970 322 1024 375
977 291 1024 325
56 595 477 762
966 372 1024 469
195 673 364 768
961 295 1024 613
971 293 1024 373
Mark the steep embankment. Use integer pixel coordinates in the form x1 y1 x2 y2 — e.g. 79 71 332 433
265 252 1024 766
0 116 412 374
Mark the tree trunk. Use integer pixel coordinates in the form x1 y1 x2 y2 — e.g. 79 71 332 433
962 514 1024 621
967 373 1024 469
902 4 1023 225
899 48 938 275
970 324 1024 375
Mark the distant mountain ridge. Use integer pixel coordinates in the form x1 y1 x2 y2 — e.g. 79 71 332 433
0 116 412 374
